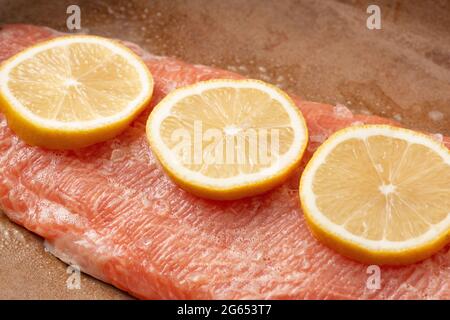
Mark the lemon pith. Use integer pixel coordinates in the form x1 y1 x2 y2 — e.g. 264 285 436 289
300 125 450 265
146 79 309 200
0 36 153 149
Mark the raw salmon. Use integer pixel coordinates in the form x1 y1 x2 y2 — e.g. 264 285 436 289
0 24 449 299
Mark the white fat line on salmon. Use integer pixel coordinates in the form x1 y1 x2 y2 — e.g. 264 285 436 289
170 120 280 166
45 240 83 290
178 304 211 318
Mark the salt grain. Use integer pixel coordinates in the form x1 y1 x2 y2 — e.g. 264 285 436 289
431 133 443 143
110 149 125 161
258 66 267 73
393 114 402 122
333 103 352 119
428 110 444 122
310 134 327 143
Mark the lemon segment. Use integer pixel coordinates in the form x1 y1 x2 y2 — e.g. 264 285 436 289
300 125 450 265
0 36 153 149
147 79 308 200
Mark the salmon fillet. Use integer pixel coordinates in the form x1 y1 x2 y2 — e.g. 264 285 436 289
0 24 449 300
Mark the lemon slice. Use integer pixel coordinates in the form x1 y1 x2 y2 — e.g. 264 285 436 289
146 79 308 200
0 36 153 149
300 125 450 265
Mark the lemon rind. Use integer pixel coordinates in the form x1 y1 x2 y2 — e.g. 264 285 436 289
147 79 309 200
299 124 450 265
0 35 153 130
0 35 153 149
